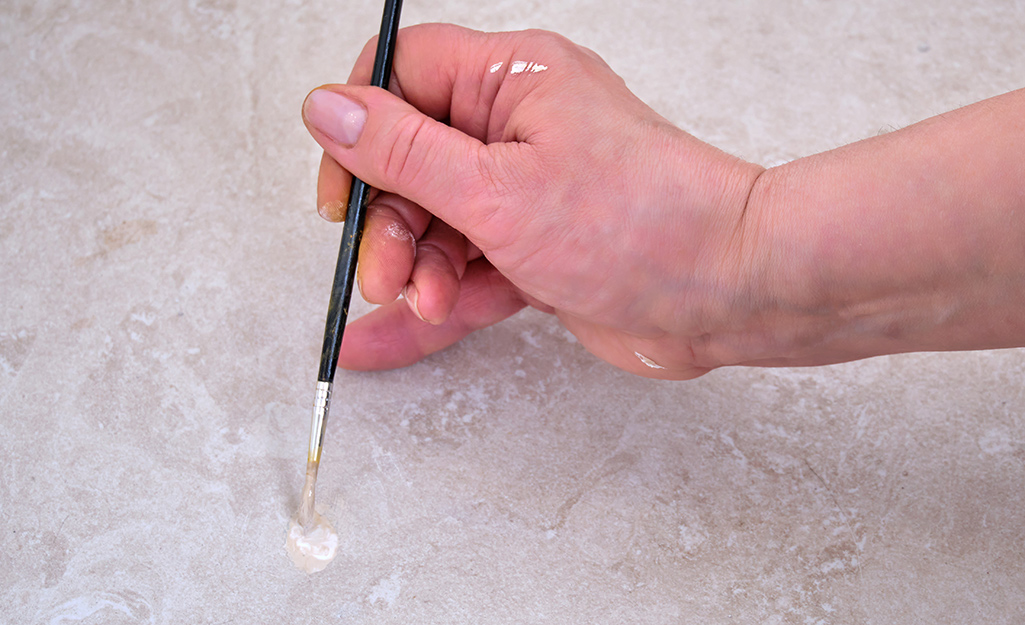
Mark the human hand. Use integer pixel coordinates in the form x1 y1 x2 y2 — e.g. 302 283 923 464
301 24 765 379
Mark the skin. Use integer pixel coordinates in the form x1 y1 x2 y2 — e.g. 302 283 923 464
301 24 1025 380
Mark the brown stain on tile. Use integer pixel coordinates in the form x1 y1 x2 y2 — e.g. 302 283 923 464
548 451 639 531
75 220 159 266
101 219 158 253
70 317 94 331
41 529 70 587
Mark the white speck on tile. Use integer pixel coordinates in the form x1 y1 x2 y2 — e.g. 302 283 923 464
979 428 1017 454
520 331 540 348
677 524 707 552
130 311 156 326
820 558 846 574
367 572 402 608
338 601 361 619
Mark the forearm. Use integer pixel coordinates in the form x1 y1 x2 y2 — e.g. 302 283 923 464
715 88 1025 367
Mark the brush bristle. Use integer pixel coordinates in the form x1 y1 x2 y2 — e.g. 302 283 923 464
297 460 319 529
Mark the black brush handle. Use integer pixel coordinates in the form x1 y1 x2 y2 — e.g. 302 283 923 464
317 0 404 383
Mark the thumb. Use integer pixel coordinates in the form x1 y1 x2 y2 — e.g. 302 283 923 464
302 85 514 247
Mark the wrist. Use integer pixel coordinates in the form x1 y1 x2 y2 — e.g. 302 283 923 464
705 95 1025 368
639 125 768 369
695 158 893 369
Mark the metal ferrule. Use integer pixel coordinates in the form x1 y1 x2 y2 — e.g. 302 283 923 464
308 381 332 463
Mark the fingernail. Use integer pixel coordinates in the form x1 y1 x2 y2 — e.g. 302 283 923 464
356 273 366 301
304 89 366 147
403 283 427 323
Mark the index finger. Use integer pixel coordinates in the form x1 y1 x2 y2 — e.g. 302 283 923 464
345 24 563 144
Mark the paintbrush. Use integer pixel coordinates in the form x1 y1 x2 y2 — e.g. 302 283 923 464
298 0 404 529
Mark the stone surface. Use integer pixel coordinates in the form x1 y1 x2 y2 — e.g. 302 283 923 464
1 1 1024 623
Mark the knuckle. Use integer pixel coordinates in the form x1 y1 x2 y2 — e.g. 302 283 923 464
464 146 534 248
381 112 431 190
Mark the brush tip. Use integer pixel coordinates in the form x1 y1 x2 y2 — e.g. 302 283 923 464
297 461 320 529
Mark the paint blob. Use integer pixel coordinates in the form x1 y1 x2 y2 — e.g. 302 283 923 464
286 461 339 573
285 512 339 573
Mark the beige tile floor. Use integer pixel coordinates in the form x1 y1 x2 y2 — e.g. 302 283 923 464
2 1 1024 623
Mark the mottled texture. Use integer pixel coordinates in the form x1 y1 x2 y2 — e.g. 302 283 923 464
1 1 1024 623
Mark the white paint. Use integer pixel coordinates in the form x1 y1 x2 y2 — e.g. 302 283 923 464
509 60 548 75
384 221 416 260
489 61 504 73
285 513 339 574
384 221 414 244
634 351 665 369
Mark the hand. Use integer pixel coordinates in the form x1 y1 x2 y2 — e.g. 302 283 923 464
302 24 764 379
